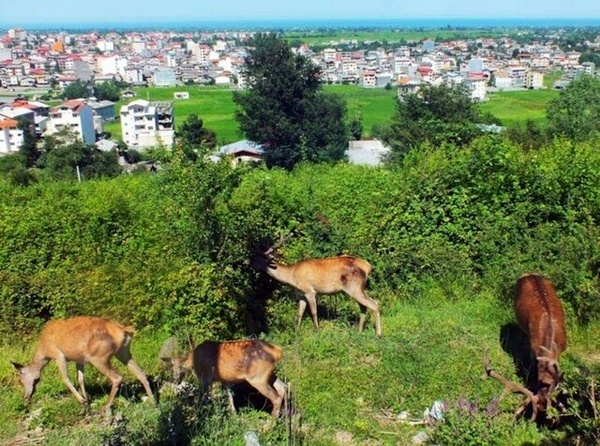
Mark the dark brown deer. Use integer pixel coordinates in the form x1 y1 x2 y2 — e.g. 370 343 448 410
161 338 286 419
249 237 381 337
484 273 567 420
12 316 156 412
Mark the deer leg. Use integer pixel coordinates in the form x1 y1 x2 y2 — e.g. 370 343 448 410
248 377 283 419
225 387 236 414
76 362 88 403
115 349 156 405
296 298 308 331
305 292 319 331
350 291 381 337
357 303 368 333
89 357 123 412
55 356 87 404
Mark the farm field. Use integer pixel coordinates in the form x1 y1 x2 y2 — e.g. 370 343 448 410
479 88 559 128
105 84 555 145
283 28 509 45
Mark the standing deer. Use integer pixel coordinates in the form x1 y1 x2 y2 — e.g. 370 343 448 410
161 338 286 419
484 273 567 420
249 237 381 337
12 316 156 412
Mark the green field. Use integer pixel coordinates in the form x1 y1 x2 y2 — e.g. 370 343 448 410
105 84 557 145
104 86 241 144
283 28 509 45
479 89 559 128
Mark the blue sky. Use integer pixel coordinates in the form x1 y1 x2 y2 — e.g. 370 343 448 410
2 0 600 26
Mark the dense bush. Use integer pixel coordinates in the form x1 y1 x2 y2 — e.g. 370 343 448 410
1 134 600 339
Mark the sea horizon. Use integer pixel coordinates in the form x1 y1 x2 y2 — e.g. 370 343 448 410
2 17 600 32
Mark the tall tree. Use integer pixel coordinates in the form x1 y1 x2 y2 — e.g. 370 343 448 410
546 75 600 142
233 33 348 169
18 118 38 168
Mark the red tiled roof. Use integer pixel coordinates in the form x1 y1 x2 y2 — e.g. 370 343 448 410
0 119 19 129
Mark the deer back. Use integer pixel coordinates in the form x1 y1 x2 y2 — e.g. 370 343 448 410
282 255 371 294
515 274 567 390
36 316 131 363
192 340 282 384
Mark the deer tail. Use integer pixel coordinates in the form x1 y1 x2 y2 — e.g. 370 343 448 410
262 342 283 362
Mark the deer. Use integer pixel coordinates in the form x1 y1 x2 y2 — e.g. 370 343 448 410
12 316 156 412
248 234 382 337
483 273 567 421
160 338 286 419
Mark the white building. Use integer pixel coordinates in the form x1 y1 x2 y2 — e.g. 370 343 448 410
46 100 96 145
524 70 544 89
120 100 174 149
0 119 24 156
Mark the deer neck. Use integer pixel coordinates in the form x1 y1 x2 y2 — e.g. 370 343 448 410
266 263 296 287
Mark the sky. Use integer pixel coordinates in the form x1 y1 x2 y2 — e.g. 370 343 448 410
2 0 600 26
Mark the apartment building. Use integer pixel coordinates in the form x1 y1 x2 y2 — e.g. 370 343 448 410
0 119 24 155
46 99 96 144
120 99 174 149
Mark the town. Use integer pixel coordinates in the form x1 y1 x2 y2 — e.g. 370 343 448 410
0 25 598 158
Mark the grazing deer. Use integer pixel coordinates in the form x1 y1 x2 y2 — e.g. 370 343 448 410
484 273 567 420
161 338 286 419
249 236 381 337
12 316 156 412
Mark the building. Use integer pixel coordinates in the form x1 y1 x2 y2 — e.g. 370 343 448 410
345 140 390 166
120 99 174 149
0 118 24 155
209 139 264 165
46 99 96 144
524 70 544 89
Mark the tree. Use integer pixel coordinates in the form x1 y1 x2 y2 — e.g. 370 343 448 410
94 80 121 102
176 113 217 158
18 118 38 168
62 80 91 99
546 75 600 142
233 33 348 169
384 83 487 157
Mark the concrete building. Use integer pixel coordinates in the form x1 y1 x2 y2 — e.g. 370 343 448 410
46 99 96 144
0 118 24 155
120 99 174 149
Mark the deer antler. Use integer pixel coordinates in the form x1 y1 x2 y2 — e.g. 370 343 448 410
265 231 294 256
483 350 540 421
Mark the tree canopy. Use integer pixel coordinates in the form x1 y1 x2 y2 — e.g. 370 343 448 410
233 33 348 169
175 113 217 160
382 83 492 157
547 75 600 142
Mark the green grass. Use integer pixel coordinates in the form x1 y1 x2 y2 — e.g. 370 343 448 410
104 86 241 144
3 283 599 444
283 29 510 45
479 88 559 128
104 84 559 145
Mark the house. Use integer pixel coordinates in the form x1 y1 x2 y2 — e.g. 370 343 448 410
209 139 264 164
0 118 24 155
153 68 177 87
120 99 174 149
87 99 116 121
46 99 95 144
345 140 390 166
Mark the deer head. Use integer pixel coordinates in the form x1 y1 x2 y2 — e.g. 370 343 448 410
12 362 41 403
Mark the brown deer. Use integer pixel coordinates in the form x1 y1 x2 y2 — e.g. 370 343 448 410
12 316 156 412
160 338 286 419
249 237 381 337
484 273 567 420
